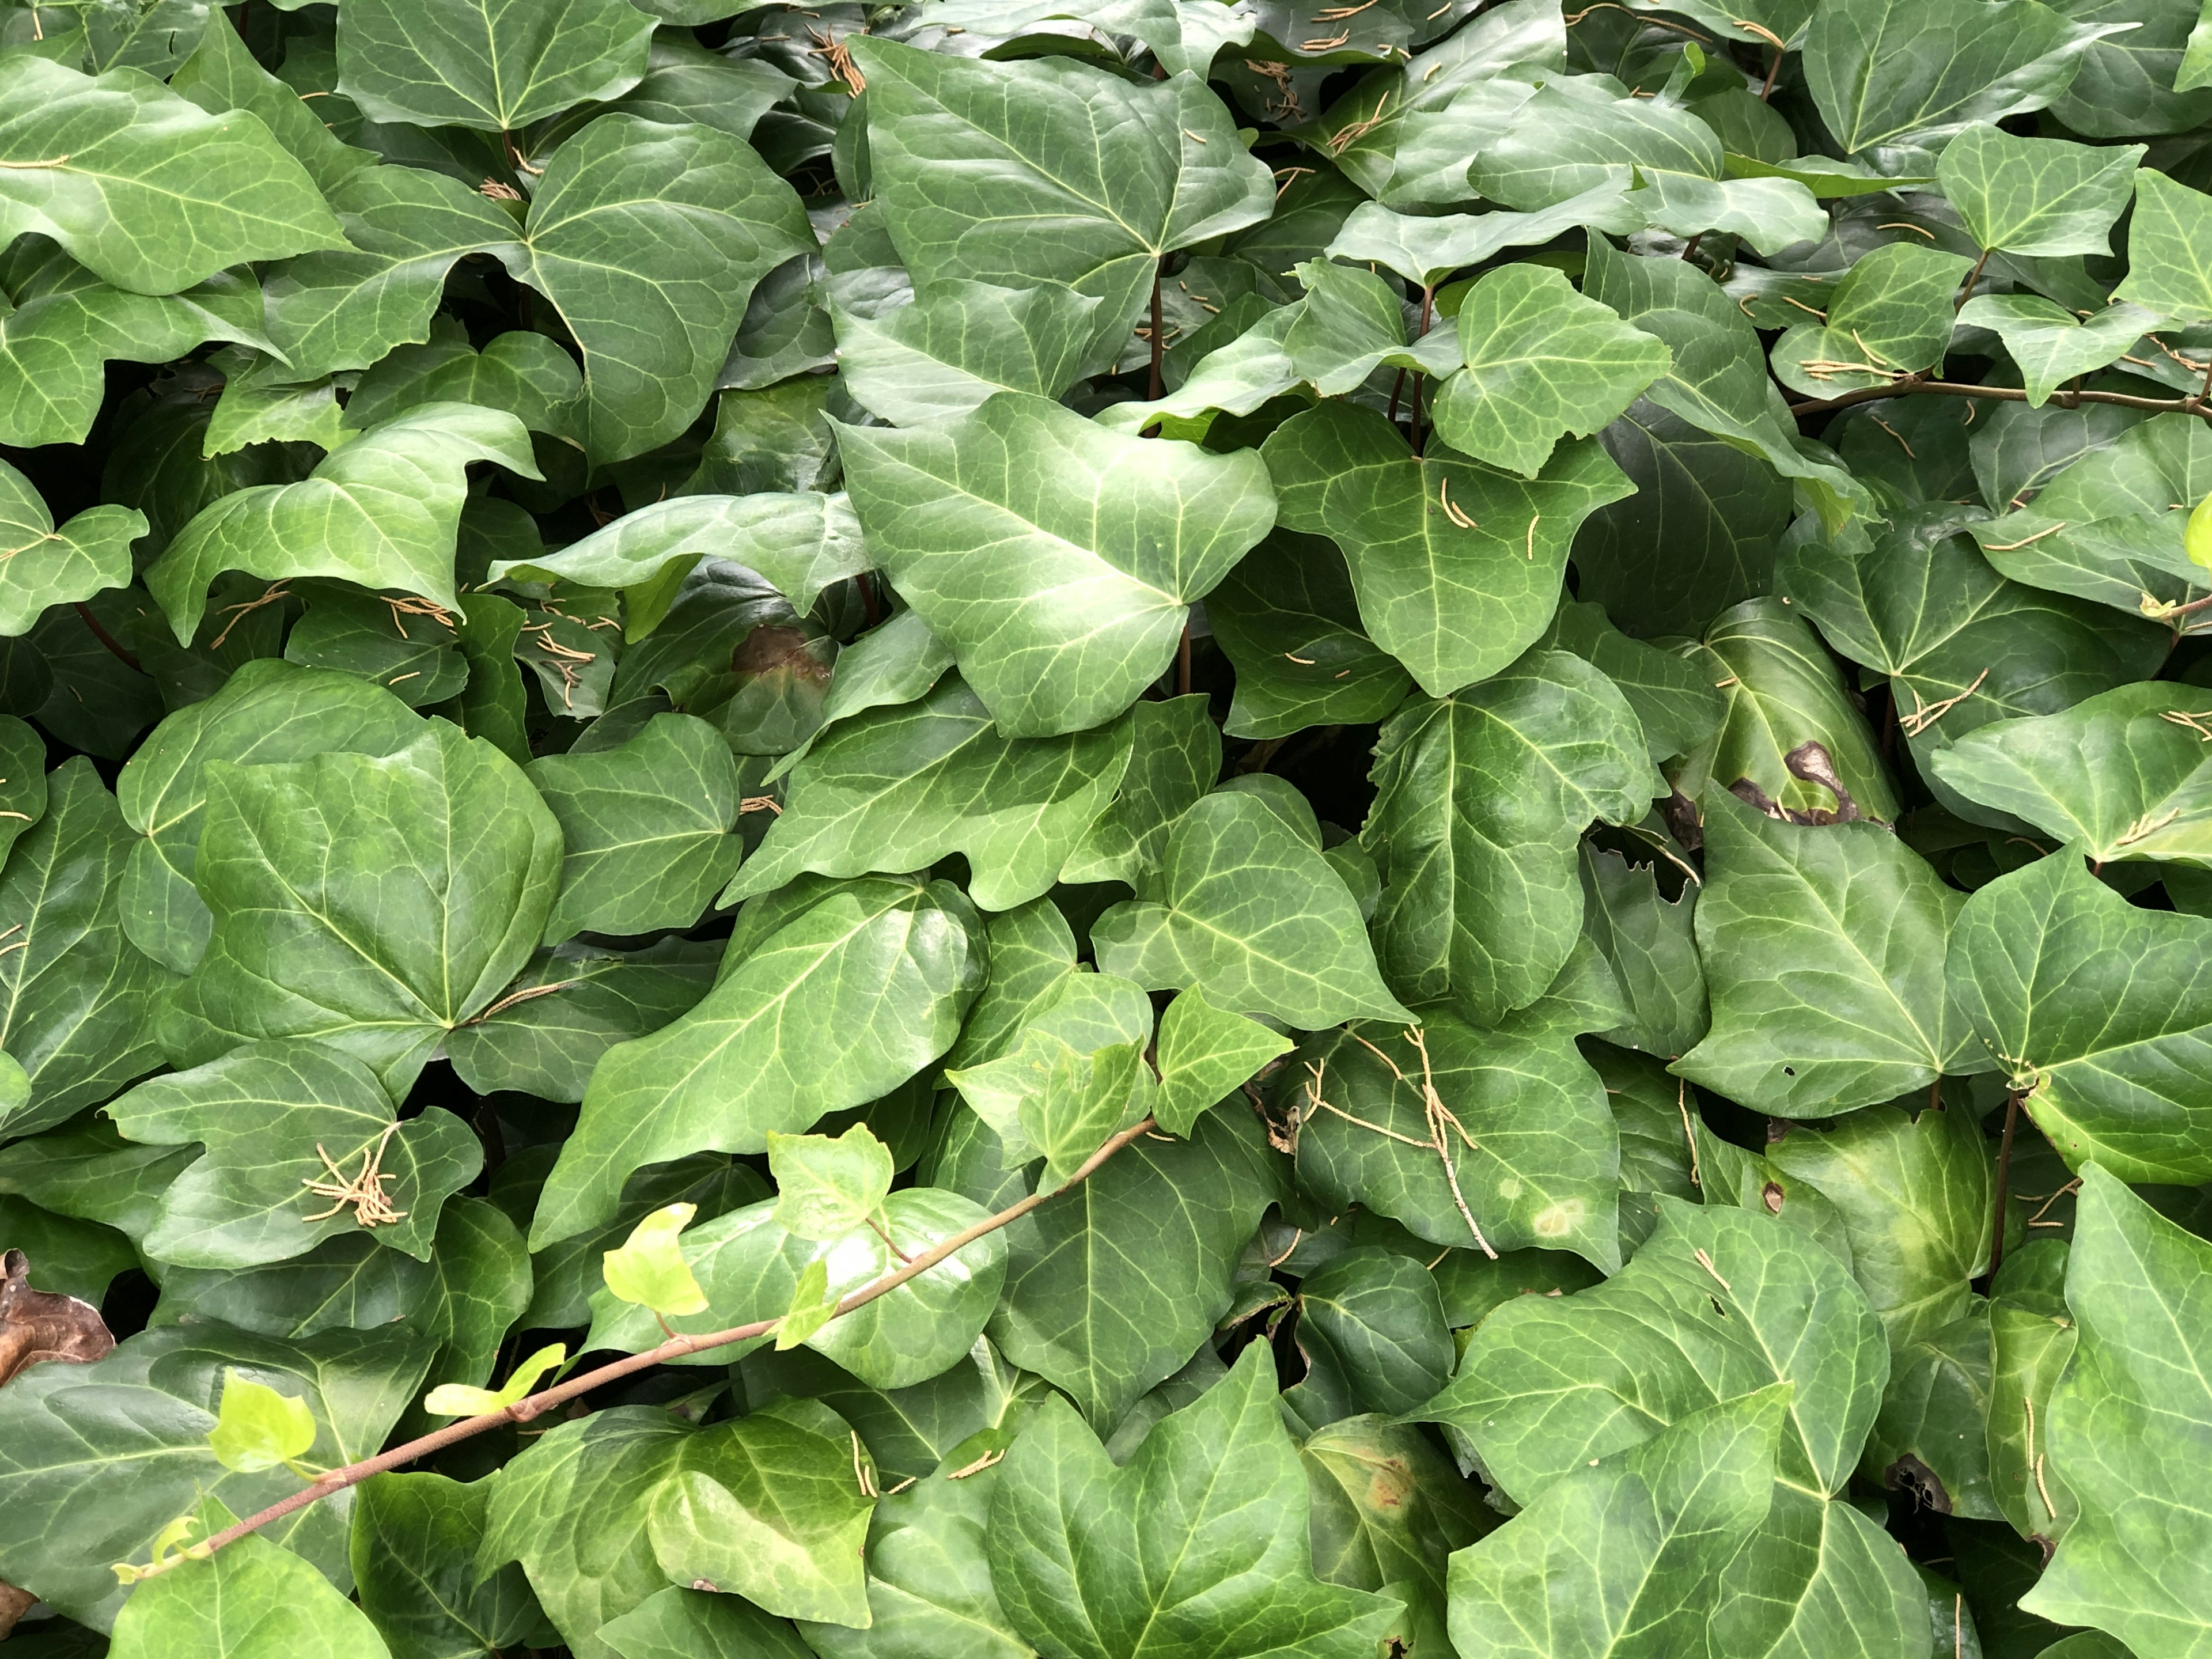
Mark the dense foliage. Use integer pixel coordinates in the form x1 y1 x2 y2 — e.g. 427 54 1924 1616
1 0 2210 1654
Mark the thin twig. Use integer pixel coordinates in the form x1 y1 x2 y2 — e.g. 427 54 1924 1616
136 1115 1162 1574
1791 375 2210 422
73 603 140 673
1988 1093 2020 1279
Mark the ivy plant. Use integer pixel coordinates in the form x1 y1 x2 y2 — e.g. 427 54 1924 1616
0 1 2209 1657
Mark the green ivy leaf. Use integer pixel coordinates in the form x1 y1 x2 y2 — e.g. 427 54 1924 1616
1930 680 2212 863
986 1341 1399 1657
1937 123 2145 256
145 404 540 643
726 675 1135 912
533 877 982 1245
0 456 143 636
1673 787 1991 1116
834 278 1103 427
1288 1010 1623 1267
835 393 1275 737
159 720 563 1092
1430 264 1671 480
336 0 655 132
350 1472 544 1659
0 59 347 295
1151 985 1292 1136
769 1126 897 1244
851 38 1273 343
605 1585 815 1659
528 713 744 942
1093 788 1408 1028
106 1037 481 1269
2020 1167 2212 1654
1444 1388 1792 1659
1948 849 2212 1182
109 1495 390 1659
1364 649 1653 1020
1772 243 1976 396
2115 167 2212 321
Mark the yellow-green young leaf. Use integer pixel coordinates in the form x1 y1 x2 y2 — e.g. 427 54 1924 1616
2191 490 2212 571
1151 985 1291 1137
206 1368 316 1472
423 1342 567 1418
110 1513 208 1585
776 1256 838 1351
768 1124 896 1243
601 1202 709 1317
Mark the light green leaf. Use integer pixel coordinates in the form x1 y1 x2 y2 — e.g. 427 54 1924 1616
851 38 1273 343
769 1126 897 1244
1948 849 2212 1182
528 713 743 942
1283 258 1457 396
766 608 954 783
1430 264 1669 480
835 278 1103 427
350 1472 543 1659
490 493 868 630
1287 1010 1622 1267
0 456 143 635
1578 847 1707 1060
1326 185 1645 289
158 721 563 1093
341 328 582 442
1938 123 2145 256
1987 1287 2078 1543
1627 170 1830 256
1958 296 2162 407
1804 0 2118 159
207 1369 317 1473
1301 1412 1493 1632
835 393 1275 737
2020 1167 2212 1656
1364 649 1653 1021
1766 1104 1993 1350
0 58 346 295
588 1186 1007 1390
1465 74 1721 212
2116 168 2212 321
1262 402 1634 698
1152 985 1291 1137
727 674 1134 912
646 1397 875 1627
1772 243 1975 397
917 0 1260 78
1930 680 2212 863
534 877 982 1245
336 0 654 132
110 1496 389 1659
1444 1389 1790 1659
1093 788 1409 1028
0 759 179 1141
603 1205 709 1318
107 1038 480 1269
987 1342 1397 1658
991 1108 1277 1426
424 1342 568 1417
146 404 540 644
1673 787 1988 1117
1967 411 2212 622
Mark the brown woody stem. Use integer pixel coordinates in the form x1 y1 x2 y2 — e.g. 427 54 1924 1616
143 1115 1161 1574
1789 374 2212 422
1988 1093 2020 1281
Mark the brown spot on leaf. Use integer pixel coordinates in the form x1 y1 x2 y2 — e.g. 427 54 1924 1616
731 624 831 684
1762 1181 1786 1214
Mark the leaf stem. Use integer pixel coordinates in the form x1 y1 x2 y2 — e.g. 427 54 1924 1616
1149 259 1166 403
1955 247 1991 311
1987 1091 2020 1281
72 602 141 673
139 1115 1161 1574
1177 622 1192 696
